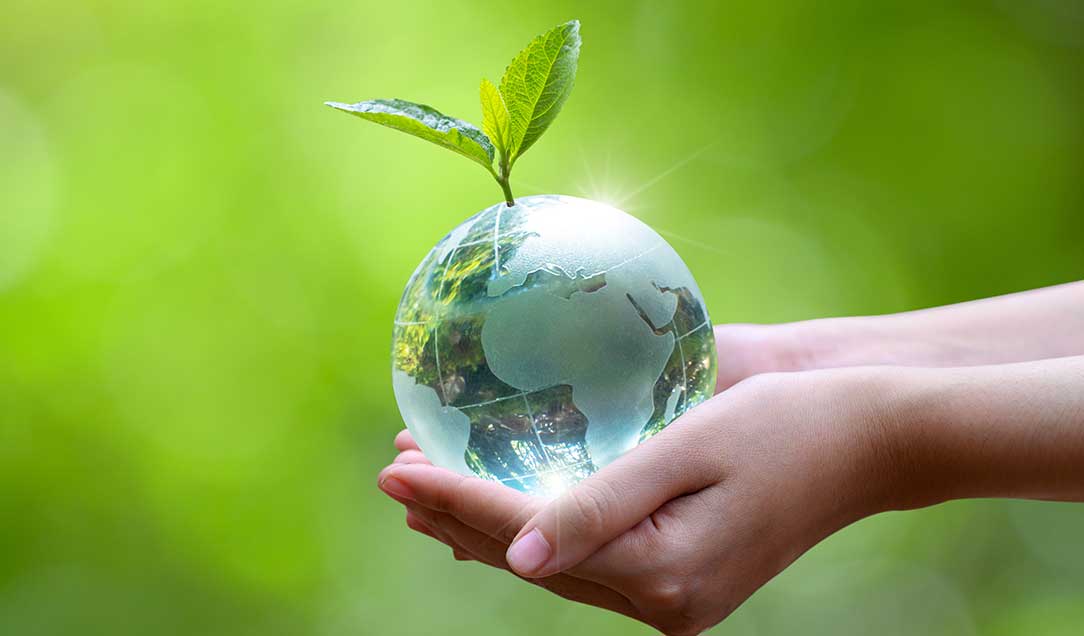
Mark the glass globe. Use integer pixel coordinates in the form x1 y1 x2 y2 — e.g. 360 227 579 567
392 195 716 496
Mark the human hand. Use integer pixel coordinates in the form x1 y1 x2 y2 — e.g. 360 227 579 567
710 323 810 391
714 282 1084 384
379 366 907 635
380 283 1084 634
710 321 848 390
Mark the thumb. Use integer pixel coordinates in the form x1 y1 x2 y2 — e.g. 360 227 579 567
504 420 720 578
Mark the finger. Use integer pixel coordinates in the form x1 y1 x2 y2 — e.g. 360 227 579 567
393 449 431 465
389 464 648 592
408 505 642 621
394 429 420 452
405 509 437 539
504 409 723 578
379 463 543 544
406 504 508 570
406 507 477 563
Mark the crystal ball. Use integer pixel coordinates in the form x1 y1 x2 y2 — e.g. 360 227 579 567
392 195 716 495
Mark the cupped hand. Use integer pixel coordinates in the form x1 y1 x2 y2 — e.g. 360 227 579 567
378 367 907 635
710 323 819 391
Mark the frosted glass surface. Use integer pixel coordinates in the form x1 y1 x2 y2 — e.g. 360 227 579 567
391 195 716 495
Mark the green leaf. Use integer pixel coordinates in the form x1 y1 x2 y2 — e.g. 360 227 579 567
499 20 581 164
479 79 512 160
324 98 495 172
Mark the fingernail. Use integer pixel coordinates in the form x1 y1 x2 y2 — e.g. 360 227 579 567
380 476 415 501
506 528 551 576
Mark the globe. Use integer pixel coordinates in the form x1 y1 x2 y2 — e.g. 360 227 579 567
392 195 717 496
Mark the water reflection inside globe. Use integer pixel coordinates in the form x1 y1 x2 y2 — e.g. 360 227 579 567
392 195 716 495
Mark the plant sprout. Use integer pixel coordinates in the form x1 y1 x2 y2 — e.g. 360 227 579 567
326 20 581 207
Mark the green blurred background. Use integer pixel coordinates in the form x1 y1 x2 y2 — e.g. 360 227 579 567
2 1 1083 634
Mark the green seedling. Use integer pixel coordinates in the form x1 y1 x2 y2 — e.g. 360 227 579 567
326 20 581 207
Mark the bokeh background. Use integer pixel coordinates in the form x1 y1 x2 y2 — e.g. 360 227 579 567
3 1 1083 634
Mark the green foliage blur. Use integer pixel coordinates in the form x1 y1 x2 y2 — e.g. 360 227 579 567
2 1 1083 634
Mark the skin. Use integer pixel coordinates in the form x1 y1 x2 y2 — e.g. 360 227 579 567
378 281 1084 635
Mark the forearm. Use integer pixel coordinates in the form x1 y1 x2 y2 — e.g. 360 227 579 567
884 356 1084 510
788 281 1084 368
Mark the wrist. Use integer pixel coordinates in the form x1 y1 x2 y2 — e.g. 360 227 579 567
753 317 888 372
777 314 958 370
712 316 932 390
826 365 941 516
864 365 1003 512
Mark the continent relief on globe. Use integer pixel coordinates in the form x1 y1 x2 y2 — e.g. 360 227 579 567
392 195 716 496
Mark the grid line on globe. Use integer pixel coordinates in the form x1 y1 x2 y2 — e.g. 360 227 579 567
392 196 717 495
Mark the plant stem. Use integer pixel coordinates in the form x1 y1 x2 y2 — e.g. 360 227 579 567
497 155 515 207
498 177 515 207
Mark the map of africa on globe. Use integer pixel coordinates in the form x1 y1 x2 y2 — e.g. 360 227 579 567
392 195 717 496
